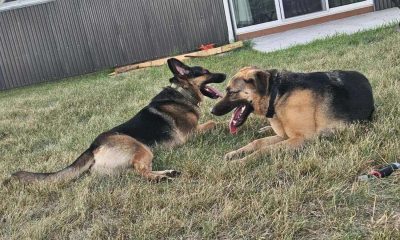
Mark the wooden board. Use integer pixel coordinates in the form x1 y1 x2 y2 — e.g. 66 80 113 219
112 41 243 75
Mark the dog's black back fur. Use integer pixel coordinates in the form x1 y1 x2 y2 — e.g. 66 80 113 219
273 70 374 122
92 87 198 147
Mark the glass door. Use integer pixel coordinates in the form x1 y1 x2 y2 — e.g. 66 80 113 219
281 0 326 18
231 0 279 28
328 0 366 8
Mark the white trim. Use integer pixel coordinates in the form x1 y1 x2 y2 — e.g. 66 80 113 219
228 0 373 35
274 0 284 20
223 0 235 43
324 0 330 11
278 0 286 19
275 0 283 20
0 0 54 12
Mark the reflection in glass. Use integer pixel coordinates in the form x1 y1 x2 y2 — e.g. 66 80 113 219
282 0 324 18
232 0 278 28
329 0 366 8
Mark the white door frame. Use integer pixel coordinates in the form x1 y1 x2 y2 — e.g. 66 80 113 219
223 0 236 42
228 0 374 35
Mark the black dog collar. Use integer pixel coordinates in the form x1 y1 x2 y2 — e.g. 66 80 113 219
265 72 281 118
170 83 200 106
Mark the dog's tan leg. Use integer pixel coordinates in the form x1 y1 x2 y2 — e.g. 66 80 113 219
224 135 285 161
131 143 180 181
258 126 273 133
197 120 217 133
233 137 305 163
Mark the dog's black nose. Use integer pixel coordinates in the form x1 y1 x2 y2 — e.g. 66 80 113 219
214 73 226 83
211 106 222 116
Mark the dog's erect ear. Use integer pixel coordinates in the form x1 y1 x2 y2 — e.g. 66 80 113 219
167 58 190 76
254 70 271 95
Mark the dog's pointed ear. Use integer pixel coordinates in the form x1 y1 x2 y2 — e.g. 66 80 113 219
254 70 271 96
167 58 190 76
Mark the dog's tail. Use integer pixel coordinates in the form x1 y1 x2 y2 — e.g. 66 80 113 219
9 149 95 184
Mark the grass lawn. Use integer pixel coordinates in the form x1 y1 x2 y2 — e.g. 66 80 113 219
1 25 400 239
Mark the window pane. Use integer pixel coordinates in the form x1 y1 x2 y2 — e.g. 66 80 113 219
232 0 278 28
329 0 366 8
1 0 18 5
282 0 323 18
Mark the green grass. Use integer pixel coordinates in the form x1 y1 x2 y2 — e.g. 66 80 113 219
1 25 400 239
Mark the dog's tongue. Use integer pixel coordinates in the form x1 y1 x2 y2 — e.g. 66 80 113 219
229 106 244 134
203 85 223 99
229 121 238 134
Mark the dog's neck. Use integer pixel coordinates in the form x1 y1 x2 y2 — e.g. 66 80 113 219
253 71 282 117
170 83 200 106
265 71 281 118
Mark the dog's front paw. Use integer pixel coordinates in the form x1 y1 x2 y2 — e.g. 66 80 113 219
224 151 240 161
197 120 217 133
204 120 217 129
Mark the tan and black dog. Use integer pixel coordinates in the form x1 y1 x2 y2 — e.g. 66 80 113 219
9 58 225 183
212 67 374 162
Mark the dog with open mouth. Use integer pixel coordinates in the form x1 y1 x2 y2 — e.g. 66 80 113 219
211 67 374 162
8 58 225 184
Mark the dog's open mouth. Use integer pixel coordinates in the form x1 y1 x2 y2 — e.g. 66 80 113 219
229 104 253 134
201 84 223 99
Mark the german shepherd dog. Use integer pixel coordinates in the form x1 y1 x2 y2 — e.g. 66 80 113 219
9 58 225 183
212 67 374 162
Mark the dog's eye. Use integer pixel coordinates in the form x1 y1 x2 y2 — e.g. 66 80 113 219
202 70 210 74
244 78 254 84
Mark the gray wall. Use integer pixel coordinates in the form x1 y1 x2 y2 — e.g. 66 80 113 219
0 0 229 90
374 0 399 10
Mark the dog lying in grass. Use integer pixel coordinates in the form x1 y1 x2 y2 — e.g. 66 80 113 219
8 58 225 183
212 67 374 163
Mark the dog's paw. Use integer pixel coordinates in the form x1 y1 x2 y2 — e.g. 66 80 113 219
203 120 217 130
224 151 240 161
197 120 218 133
208 120 217 128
